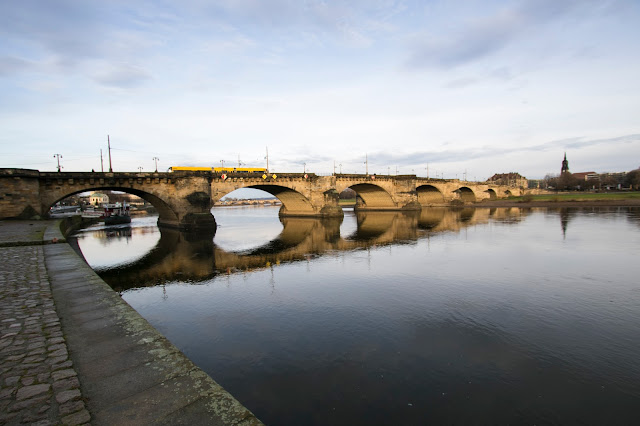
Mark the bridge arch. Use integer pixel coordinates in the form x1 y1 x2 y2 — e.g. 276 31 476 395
44 187 180 225
244 184 315 216
344 183 395 210
456 186 476 203
417 184 445 204
486 189 497 200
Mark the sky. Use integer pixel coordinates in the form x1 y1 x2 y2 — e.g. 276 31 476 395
1 0 639 180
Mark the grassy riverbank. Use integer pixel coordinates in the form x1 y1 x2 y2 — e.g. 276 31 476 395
511 192 640 202
480 191 640 208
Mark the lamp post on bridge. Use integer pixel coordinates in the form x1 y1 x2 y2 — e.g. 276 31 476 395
152 157 159 172
53 154 63 172
107 135 113 172
138 166 143 173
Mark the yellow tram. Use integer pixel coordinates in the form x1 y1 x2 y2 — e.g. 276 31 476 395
169 166 267 173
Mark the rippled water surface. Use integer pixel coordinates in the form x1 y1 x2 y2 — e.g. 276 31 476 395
74 206 640 425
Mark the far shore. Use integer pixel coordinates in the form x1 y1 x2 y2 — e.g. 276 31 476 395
473 199 640 208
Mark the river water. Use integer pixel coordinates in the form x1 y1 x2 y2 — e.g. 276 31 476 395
72 206 640 425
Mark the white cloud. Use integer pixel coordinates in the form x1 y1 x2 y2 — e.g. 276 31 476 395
92 64 151 89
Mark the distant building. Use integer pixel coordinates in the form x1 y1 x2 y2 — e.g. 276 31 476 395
487 172 528 188
599 172 628 190
527 179 543 189
90 192 109 205
572 171 598 181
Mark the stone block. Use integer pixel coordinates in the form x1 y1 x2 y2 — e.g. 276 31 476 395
51 360 73 371
52 369 77 382
62 408 90 425
8 394 49 412
16 383 50 400
53 376 80 392
55 388 81 404
59 399 85 416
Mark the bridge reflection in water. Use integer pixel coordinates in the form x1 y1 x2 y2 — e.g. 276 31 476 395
87 207 531 291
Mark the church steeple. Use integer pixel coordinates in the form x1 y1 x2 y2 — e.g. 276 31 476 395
561 152 569 174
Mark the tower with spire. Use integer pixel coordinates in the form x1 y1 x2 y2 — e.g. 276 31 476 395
561 152 569 174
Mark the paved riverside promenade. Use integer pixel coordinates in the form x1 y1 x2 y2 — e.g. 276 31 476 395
0 220 262 425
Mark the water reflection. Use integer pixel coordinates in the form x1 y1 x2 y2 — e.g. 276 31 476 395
73 219 159 269
88 208 533 291
73 206 640 425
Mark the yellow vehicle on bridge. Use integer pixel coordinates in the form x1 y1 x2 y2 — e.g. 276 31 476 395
169 166 267 174
213 167 266 174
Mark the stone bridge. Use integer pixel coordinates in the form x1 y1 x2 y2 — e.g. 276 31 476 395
0 168 523 231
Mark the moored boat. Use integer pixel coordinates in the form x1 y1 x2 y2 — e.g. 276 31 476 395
103 202 131 225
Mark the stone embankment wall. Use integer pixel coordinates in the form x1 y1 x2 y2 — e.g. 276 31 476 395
0 169 42 219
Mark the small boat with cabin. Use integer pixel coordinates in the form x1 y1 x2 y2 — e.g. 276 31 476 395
103 202 131 225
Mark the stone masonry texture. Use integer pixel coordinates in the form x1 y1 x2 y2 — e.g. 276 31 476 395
0 243 89 425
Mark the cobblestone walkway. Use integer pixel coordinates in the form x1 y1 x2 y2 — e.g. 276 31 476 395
0 244 90 425
2 220 261 425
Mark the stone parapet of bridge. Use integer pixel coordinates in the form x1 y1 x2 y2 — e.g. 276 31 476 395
0 169 523 230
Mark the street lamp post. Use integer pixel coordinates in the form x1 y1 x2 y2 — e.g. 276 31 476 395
152 157 159 172
53 154 63 172
107 135 113 172
138 166 143 173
